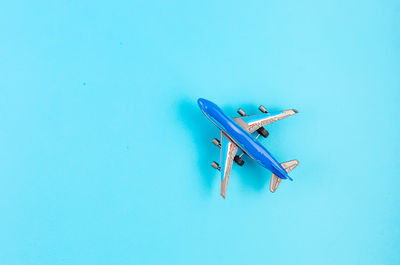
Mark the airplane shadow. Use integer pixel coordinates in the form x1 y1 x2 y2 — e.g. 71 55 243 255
176 97 219 195
176 97 272 196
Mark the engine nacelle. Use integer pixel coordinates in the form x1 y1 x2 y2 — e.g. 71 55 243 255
212 138 221 147
259 105 268 113
211 161 220 170
237 108 246 116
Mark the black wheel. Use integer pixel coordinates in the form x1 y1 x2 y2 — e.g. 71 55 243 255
257 127 269 138
234 155 244 166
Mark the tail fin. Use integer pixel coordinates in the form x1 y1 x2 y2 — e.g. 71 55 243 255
270 160 299 193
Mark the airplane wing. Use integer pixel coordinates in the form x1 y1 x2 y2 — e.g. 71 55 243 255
220 132 239 199
233 109 298 134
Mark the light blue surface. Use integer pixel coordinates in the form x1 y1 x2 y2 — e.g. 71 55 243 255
0 0 399 264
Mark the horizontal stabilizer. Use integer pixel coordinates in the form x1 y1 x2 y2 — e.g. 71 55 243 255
270 173 282 193
269 160 299 193
281 159 299 173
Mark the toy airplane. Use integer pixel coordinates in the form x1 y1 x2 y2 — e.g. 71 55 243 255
198 98 299 198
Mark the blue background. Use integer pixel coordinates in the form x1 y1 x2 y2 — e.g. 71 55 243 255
1 0 399 264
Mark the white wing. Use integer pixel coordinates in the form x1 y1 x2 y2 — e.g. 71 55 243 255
220 132 239 199
234 109 298 134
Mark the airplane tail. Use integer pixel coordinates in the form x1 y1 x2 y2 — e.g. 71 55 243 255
270 160 299 193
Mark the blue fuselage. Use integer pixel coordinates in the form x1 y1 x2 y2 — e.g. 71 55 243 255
198 98 290 180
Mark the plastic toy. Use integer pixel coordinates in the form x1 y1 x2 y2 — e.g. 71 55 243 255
198 98 299 198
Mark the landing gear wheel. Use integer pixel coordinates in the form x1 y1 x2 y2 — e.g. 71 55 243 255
257 127 269 138
234 155 244 166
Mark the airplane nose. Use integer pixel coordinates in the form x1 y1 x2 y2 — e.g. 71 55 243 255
197 98 205 108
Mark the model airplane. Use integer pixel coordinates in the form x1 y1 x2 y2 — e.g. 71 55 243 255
198 98 299 198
